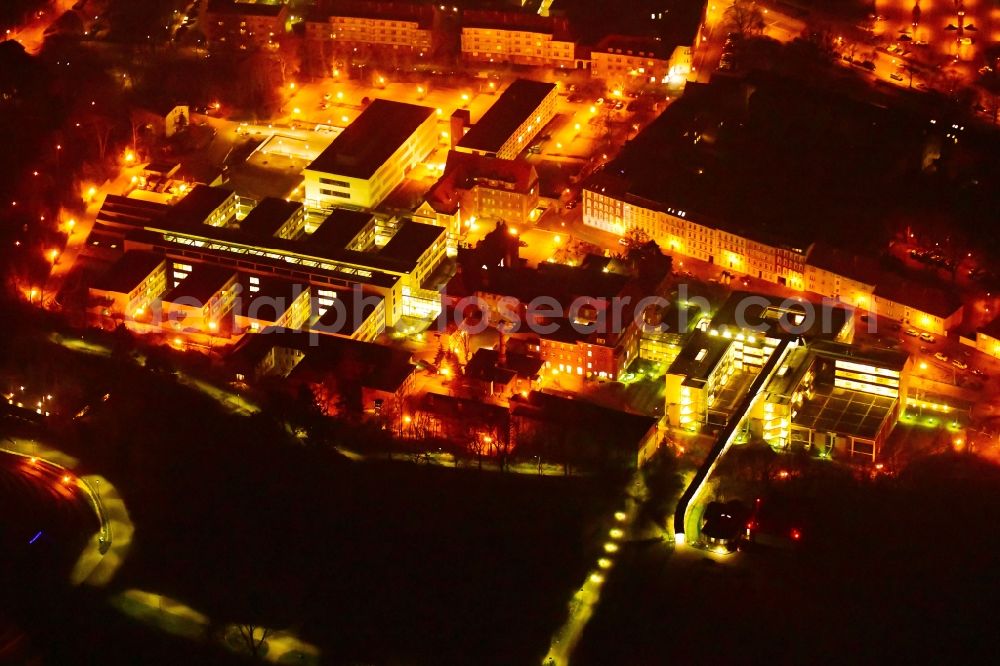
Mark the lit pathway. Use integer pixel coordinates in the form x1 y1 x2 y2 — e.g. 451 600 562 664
48 332 259 417
542 469 650 665
1 436 132 586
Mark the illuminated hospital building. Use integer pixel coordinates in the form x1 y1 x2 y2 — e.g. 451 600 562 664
87 186 449 341
664 292 912 461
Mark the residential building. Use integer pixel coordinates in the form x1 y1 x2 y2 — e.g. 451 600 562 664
585 173 810 289
303 99 436 209
305 1 434 55
460 11 577 68
203 0 289 49
589 0 704 88
455 79 557 160
805 243 964 335
419 150 539 229
591 34 672 87
444 260 670 380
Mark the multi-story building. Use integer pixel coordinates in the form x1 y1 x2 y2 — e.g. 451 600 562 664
419 150 539 228
305 1 434 55
590 35 672 87
89 193 449 328
584 174 810 290
160 263 240 333
665 291 907 461
202 0 289 49
805 243 964 335
165 184 239 228
455 79 557 160
303 98 436 210
665 330 740 429
239 197 306 240
444 260 671 381
460 11 577 68
589 2 703 89
233 274 313 334
89 251 169 321
750 341 912 460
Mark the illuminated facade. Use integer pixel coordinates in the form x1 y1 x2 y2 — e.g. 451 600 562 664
233 275 313 334
976 318 1000 359
420 150 539 231
160 263 240 333
665 331 739 429
461 27 575 67
90 193 449 327
203 0 289 49
589 26 699 88
455 79 557 161
805 243 963 335
303 99 437 209
584 181 809 289
304 2 433 54
89 251 169 321
751 341 912 461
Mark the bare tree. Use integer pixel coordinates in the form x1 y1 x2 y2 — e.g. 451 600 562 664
235 623 271 660
725 0 766 37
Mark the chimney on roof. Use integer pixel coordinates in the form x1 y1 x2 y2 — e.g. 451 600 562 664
450 109 470 150
497 321 510 367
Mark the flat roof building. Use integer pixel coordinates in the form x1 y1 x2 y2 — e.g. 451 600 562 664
709 291 854 344
511 391 661 469
235 274 312 334
750 340 912 460
304 98 437 209
306 208 377 252
87 192 450 326
239 197 305 240
455 79 557 160
313 286 386 342
165 184 238 228
161 263 239 332
89 251 169 320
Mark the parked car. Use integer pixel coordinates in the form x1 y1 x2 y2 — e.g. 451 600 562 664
905 328 919 337
934 352 948 363
890 72 904 82
920 332 935 343
952 359 969 370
